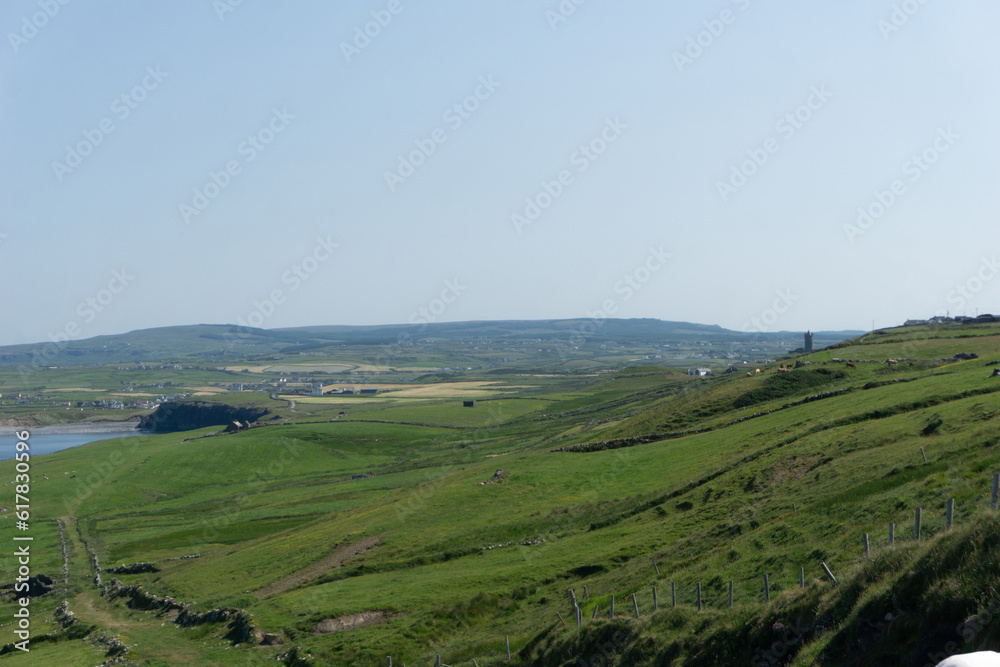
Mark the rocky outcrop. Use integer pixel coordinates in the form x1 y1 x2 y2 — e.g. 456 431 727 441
479 469 508 486
137 401 269 433
54 600 78 628
104 562 159 575
25 574 53 598
275 645 314 666
102 578 181 612
101 577 266 645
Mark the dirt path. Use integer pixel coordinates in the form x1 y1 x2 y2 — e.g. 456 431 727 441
256 535 380 598
74 590 137 632
314 610 393 634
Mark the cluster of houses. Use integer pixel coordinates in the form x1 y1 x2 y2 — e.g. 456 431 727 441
905 314 999 326
216 378 383 397
0 393 188 410
312 385 380 397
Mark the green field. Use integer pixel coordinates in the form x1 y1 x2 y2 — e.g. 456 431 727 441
2 322 999 665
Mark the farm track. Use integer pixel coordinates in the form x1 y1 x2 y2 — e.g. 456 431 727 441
255 535 381 598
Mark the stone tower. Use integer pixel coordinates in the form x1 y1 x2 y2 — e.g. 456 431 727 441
804 331 814 353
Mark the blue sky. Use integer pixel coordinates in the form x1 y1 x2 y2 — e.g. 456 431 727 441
1 0 998 346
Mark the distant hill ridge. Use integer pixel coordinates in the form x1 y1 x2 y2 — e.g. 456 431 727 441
0 319 863 366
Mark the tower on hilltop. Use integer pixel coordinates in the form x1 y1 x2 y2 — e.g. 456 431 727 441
804 331 814 353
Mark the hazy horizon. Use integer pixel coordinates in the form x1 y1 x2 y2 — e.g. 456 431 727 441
0 316 872 352
2 1 997 346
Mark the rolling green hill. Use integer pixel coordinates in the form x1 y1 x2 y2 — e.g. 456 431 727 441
2 322 999 665
0 319 861 368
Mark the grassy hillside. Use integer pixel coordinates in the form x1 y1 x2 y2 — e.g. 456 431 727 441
2 323 999 665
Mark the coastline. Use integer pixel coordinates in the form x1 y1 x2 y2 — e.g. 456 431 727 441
0 421 140 436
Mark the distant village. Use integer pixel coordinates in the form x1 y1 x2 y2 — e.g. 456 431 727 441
0 366 384 413
904 314 998 326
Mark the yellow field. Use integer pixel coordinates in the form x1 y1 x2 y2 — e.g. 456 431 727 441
294 396 399 405
387 381 522 398
224 363 356 373
391 366 447 371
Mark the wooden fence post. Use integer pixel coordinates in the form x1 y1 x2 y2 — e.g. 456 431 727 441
946 498 954 531
583 586 589 600
863 533 869 558
915 507 922 540
821 562 837 584
506 635 511 660
888 522 894 546
435 655 441 667
653 586 658 611
671 581 676 608
652 559 660 576
632 593 640 618
728 581 733 608
992 474 999 511
610 595 615 618
696 582 702 611
764 574 770 603
387 658 391 667
592 604 599 620
575 605 581 627
556 612 566 626
920 447 927 463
